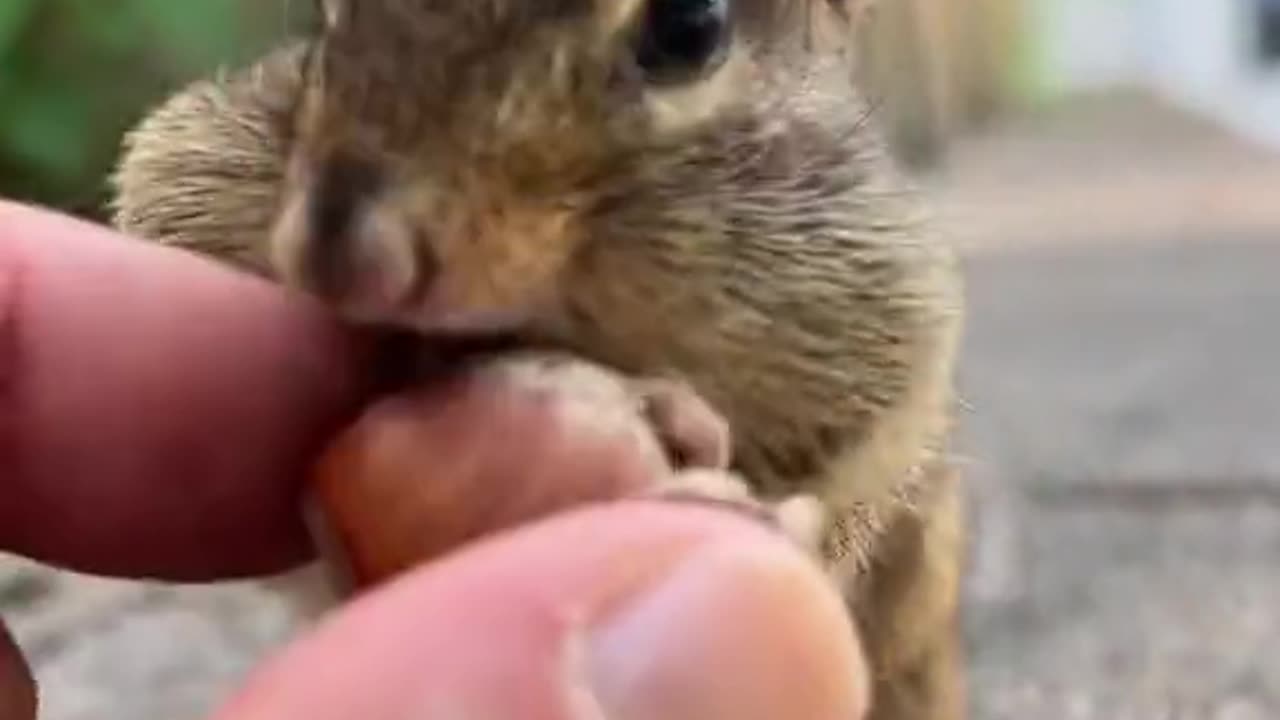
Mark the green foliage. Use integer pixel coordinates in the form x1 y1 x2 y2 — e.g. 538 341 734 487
0 1 297 218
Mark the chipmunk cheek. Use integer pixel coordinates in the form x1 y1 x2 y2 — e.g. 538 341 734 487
392 199 584 333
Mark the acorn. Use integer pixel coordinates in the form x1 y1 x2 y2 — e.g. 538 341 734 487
303 352 698 594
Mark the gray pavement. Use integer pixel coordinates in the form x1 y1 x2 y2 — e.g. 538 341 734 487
961 238 1280 719
4 91 1280 719
949 92 1280 719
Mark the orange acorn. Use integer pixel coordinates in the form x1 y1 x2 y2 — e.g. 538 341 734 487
303 353 681 592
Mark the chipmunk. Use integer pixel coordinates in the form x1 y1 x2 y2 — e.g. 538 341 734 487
110 1 967 718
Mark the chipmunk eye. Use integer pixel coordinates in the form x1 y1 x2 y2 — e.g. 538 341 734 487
635 0 732 84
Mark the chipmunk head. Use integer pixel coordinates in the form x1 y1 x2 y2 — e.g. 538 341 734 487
269 0 863 336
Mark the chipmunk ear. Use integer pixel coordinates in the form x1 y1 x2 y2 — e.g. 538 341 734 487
811 0 876 49
317 0 345 29
829 0 878 23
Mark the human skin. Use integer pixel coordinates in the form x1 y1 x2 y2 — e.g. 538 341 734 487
0 201 868 719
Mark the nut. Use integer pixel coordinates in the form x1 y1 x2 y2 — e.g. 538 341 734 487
307 353 677 590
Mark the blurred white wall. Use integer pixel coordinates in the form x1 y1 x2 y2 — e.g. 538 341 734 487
1030 0 1280 149
1030 0 1142 92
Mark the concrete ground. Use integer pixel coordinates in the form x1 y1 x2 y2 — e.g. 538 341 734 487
946 92 1280 719
4 91 1280 719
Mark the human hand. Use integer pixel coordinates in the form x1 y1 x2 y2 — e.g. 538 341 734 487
0 201 869 719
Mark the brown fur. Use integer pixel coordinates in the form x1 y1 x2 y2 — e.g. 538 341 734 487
111 2 966 717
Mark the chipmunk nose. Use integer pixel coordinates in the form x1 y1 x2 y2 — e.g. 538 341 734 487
290 157 440 319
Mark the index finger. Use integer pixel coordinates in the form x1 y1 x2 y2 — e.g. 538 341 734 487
0 201 370 581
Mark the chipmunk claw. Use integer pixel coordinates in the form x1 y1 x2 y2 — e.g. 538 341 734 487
631 377 732 471
626 376 826 561
647 469 829 561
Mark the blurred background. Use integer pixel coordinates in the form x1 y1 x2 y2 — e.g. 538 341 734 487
2 1 1279 718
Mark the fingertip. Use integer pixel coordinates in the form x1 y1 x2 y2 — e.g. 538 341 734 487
211 503 867 720
0 201 369 579
585 521 870 720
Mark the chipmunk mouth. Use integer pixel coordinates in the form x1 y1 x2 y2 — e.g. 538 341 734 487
321 269 573 391
352 304 571 396
359 324 535 396
327 276 532 335
405 307 533 337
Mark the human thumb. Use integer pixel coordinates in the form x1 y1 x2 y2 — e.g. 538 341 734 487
211 502 869 720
